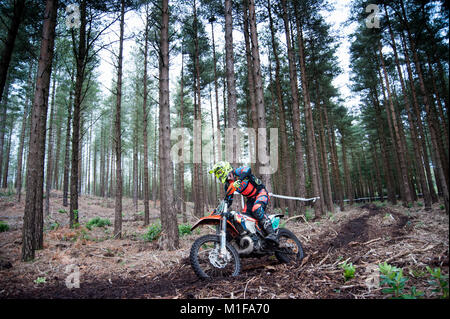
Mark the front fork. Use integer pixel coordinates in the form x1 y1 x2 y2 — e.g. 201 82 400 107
218 203 228 257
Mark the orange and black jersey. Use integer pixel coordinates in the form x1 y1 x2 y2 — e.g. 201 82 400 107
224 166 266 205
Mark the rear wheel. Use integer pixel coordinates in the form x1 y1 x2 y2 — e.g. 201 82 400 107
190 234 241 279
275 228 304 264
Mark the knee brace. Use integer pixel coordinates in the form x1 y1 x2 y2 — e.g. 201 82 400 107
252 203 265 221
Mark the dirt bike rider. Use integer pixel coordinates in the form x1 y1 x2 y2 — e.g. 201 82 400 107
209 161 279 246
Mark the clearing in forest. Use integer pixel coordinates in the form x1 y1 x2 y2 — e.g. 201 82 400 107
0 191 448 299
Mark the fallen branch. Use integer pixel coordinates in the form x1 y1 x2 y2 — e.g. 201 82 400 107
363 237 382 245
285 214 306 224
318 254 329 266
349 237 382 247
385 244 436 263
243 277 256 299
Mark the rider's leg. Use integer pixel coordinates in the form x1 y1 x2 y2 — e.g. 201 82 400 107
251 190 278 245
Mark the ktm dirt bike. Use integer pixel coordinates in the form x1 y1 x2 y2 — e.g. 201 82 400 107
189 184 304 279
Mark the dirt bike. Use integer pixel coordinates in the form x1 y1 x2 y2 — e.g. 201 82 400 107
189 184 304 279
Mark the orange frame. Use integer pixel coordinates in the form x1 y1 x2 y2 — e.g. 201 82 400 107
190 212 240 237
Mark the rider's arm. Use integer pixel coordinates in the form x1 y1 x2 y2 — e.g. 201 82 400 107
224 181 234 206
236 166 263 187
234 166 252 180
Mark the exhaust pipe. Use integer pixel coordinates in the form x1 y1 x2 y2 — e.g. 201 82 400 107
235 235 254 255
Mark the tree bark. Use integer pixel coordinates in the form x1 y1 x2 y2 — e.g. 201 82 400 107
209 17 222 167
193 0 204 218
280 0 306 215
113 0 125 239
340 134 353 205
178 51 186 222
2 125 12 188
242 3 258 173
16 67 33 201
142 3 150 226
22 0 58 261
384 5 431 210
372 89 397 204
400 0 449 214
378 42 412 207
159 0 179 250
399 32 438 203
63 84 72 206
70 0 87 227
0 80 10 183
53 97 63 189
293 3 323 217
323 101 344 211
267 0 295 215
248 0 272 191
224 0 239 167
44 73 57 216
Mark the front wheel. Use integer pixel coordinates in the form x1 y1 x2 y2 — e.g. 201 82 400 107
190 234 241 279
275 228 304 264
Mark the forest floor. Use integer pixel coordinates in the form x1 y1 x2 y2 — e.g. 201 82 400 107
0 190 448 299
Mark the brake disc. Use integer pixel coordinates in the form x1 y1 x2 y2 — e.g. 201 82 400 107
208 249 231 269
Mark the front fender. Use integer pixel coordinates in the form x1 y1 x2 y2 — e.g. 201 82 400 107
191 215 239 237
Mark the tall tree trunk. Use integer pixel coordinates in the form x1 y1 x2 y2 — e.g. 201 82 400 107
113 0 125 239
293 3 323 217
178 51 186 222
224 0 239 167
44 73 57 216
142 3 150 226
267 0 294 215
22 0 58 261
152 110 158 207
193 0 204 218
242 3 258 173
248 0 272 191
2 125 12 188
133 109 138 212
400 0 449 214
0 80 10 183
340 134 353 205
378 42 412 207
323 101 344 211
280 0 306 215
16 66 33 201
63 84 72 207
209 17 222 166
159 0 179 250
384 5 431 210
53 99 63 189
70 0 87 227
400 32 438 203
370 140 384 201
427 57 449 161
315 92 334 213
372 89 397 204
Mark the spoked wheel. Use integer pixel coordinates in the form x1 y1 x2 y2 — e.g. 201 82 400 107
274 228 304 264
190 234 241 279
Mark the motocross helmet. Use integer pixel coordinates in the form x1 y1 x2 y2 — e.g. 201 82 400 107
209 161 233 184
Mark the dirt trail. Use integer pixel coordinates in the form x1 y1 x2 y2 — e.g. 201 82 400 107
0 193 448 299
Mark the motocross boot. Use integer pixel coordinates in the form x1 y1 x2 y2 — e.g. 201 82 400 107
261 216 279 246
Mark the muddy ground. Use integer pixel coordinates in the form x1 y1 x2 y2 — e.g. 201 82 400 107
0 190 448 299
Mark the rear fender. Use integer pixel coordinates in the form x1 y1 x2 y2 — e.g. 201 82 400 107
190 215 240 237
